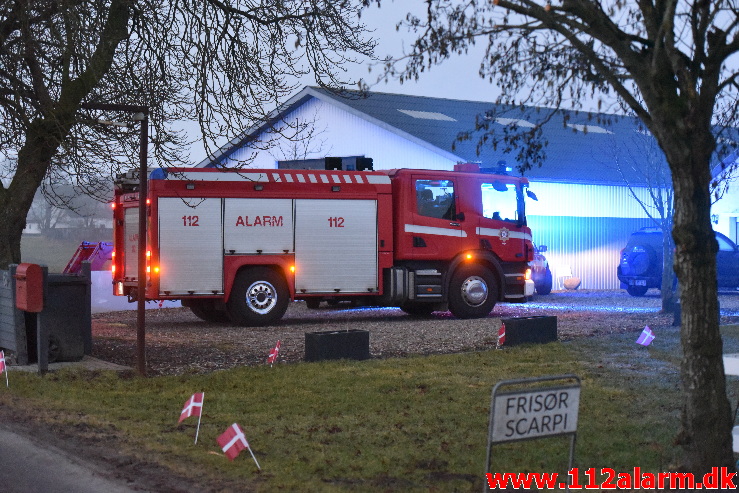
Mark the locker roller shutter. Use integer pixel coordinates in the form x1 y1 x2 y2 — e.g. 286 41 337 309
158 198 223 294
295 199 377 293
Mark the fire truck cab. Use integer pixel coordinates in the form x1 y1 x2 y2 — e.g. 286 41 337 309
112 162 536 326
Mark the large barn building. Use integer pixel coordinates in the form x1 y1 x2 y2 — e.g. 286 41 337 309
196 86 739 290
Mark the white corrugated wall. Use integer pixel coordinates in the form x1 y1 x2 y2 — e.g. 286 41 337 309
526 182 655 219
226 97 458 170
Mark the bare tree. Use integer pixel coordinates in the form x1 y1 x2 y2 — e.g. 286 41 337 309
377 0 739 474
609 125 677 311
0 0 375 268
27 191 69 234
612 125 737 313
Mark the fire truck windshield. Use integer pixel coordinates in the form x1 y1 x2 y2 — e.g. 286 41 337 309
481 182 520 222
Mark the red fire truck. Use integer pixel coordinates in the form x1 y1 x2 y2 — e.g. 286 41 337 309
112 162 537 325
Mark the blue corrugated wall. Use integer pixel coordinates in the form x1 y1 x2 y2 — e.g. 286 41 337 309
527 216 656 290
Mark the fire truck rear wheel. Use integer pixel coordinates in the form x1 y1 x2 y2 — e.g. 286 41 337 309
227 267 289 326
188 300 231 323
448 264 498 319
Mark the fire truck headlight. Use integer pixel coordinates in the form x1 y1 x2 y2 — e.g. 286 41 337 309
525 268 532 281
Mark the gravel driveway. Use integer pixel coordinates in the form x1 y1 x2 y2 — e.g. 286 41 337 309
91 289 739 376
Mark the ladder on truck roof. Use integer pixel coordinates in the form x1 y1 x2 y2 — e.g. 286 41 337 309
63 241 113 274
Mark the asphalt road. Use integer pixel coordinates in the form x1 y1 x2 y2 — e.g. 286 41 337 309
0 425 143 493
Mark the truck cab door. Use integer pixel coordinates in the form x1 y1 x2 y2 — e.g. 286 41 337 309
475 179 527 262
405 177 463 260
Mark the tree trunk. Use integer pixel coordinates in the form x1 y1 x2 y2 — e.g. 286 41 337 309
0 120 65 268
671 153 734 473
0 0 131 270
660 232 677 313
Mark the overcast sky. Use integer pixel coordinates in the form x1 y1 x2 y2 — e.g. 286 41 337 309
353 2 498 100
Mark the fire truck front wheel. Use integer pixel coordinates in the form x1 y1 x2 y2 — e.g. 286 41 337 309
448 264 498 319
399 302 437 317
227 267 290 326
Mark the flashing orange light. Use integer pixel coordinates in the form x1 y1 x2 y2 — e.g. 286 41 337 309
112 251 116 258
466 253 473 260
525 268 532 281
153 266 160 274
290 265 296 273
111 264 116 274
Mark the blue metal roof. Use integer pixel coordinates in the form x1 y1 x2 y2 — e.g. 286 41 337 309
200 86 737 185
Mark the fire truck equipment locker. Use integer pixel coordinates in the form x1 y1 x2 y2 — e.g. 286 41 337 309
223 198 294 254
124 207 139 277
294 199 378 293
158 197 224 294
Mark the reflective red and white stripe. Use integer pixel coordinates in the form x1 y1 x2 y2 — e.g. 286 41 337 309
163 170 390 185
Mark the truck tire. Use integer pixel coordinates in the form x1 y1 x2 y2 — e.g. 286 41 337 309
188 299 231 323
227 267 289 326
305 298 321 309
399 302 437 317
535 267 553 295
448 264 498 319
626 285 649 297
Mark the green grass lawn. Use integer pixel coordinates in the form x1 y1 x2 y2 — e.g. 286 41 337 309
2 325 738 491
20 235 88 272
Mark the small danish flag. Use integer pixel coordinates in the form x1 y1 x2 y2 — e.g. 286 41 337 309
636 326 656 346
0 350 8 387
178 392 204 424
217 423 261 469
178 392 205 444
267 340 281 366
497 323 506 348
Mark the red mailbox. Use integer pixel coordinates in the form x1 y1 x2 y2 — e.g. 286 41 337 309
15 263 44 313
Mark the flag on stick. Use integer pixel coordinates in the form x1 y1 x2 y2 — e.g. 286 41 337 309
178 392 204 444
636 326 655 346
267 340 281 366
0 350 8 387
217 423 261 470
496 323 506 348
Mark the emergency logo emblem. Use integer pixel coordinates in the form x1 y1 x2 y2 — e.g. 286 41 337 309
499 227 510 244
